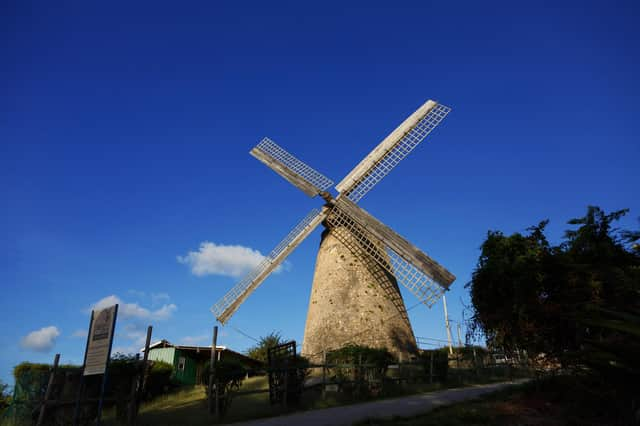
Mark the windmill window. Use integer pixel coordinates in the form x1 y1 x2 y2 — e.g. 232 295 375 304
178 357 186 371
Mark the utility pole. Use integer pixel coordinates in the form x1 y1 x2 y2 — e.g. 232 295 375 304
457 323 463 347
443 295 453 354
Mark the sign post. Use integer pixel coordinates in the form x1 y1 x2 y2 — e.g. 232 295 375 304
91 304 118 426
73 304 118 426
72 310 94 426
208 326 218 418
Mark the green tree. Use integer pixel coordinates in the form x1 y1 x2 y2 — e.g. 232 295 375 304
246 332 284 362
466 206 640 365
0 379 11 416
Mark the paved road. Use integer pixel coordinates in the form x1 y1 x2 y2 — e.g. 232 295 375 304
231 380 528 426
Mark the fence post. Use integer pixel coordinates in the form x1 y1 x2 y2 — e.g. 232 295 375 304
36 353 60 426
472 346 479 377
322 350 326 400
429 352 434 384
208 326 218 419
139 326 153 399
283 362 288 410
126 354 140 426
358 353 363 397
73 310 94 426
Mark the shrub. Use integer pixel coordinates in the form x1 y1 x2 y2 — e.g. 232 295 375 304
327 344 395 368
200 359 246 389
200 359 246 416
326 345 394 398
246 332 284 363
0 380 11 417
418 348 449 382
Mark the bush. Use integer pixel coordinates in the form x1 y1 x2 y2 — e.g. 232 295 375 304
200 359 246 389
0 380 11 417
11 362 83 424
327 345 395 368
418 348 449 382
8 355 175 424
246 332 284 363
200 359 246 416
145 360 174 398
325 345 394 398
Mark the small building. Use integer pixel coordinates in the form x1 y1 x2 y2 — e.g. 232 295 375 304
143 339 263 385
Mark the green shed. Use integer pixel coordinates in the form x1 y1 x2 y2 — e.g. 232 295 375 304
144 340 263 385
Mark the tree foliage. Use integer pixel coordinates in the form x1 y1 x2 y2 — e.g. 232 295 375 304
246 332 284 363
467 206 640 366
0 379 10 416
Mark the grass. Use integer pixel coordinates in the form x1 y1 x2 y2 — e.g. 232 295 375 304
123 367 532 425
353 385 531 426
119 376 289 425
354 375 627 426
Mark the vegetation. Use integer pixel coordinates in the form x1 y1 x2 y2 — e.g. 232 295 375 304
355 374 632 425
327 345 395 368
5 355 175 425
0 380 10 417
467 205 640 422
125 362 529 425
246 331 285 362
417 349 449 382
199 358 246 414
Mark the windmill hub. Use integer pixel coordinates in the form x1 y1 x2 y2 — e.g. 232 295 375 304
319 191 334 204
210 100 456 359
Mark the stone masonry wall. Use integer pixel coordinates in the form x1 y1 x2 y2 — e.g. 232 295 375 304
301 227 418 362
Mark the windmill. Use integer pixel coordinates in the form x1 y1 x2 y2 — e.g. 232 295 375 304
211 100 456 360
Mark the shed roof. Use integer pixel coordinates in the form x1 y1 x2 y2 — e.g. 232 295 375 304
142 339 262 367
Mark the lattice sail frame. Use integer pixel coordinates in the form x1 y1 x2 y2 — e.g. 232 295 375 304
211 208 327 323
343 104 451 203
211 100 454 324
253 138 334 194
325 201 446 307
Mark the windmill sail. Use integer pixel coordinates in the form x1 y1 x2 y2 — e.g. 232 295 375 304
211 207 328 324
335 101 451 203
251 138 334 197
325 197 455 306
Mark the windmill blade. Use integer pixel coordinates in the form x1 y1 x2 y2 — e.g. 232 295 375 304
250 137 334 197
326 197 455 306
211 207 328 324
336 100 451 203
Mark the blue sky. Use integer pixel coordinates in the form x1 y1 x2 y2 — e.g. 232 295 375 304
1 1 639 385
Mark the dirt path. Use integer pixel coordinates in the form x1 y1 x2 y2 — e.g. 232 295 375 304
230 379 529 426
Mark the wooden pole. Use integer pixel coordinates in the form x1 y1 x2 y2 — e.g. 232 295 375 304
96 304 118 426
208 326 218 417
126 354 140 426
321 350 326 400
358 353 362 396
429 352 434 384
139 326 153 399
72 310 94 426
36 353 60 426
283 361 288 410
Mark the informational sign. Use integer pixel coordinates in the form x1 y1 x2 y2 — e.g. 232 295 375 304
83 304 118 376
324 384 339 392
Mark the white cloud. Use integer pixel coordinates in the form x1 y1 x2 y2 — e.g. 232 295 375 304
89 295 176 321
111 324 148 355
177 241 286 277
127 289 146 299
123 324 147 346
71 329 87 338
151 292 170 307
20 326 60 352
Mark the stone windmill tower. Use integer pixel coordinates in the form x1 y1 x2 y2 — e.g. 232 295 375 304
211 100 456 361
